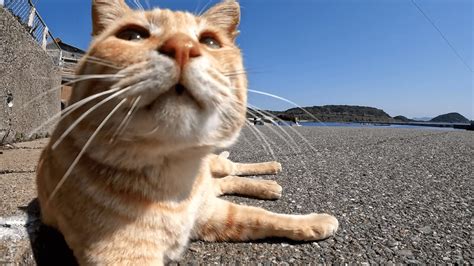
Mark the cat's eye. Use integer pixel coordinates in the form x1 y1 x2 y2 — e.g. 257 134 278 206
116 27 150 42
200 35 222 49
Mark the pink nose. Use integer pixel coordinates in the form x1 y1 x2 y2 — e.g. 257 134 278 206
159 33 202 69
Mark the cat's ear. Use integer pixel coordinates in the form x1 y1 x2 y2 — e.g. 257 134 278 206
92 0 131 36
202 0 241 40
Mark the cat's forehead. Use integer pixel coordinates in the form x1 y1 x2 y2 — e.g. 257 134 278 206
138 8 205 37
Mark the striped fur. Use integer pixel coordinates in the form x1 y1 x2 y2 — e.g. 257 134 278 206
37 1 338 264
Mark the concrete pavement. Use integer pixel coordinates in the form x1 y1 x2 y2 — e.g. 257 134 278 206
0 127 472 264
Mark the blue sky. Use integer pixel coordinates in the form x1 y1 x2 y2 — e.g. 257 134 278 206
33 0 472 119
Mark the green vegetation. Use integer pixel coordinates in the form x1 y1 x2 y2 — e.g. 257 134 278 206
430 113 469 123
393 115 415 122
247 106 470 124
256 105 393 123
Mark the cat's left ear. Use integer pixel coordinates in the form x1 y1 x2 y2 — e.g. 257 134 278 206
202 0 241 40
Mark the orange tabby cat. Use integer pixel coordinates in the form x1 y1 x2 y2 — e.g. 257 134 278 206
36 0 339 264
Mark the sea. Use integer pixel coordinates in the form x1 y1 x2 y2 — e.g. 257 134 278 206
282 122 462 131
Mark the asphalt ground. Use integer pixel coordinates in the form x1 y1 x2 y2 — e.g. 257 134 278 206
0 127 472 264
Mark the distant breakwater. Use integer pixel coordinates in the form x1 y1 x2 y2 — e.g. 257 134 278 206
272 121 473 131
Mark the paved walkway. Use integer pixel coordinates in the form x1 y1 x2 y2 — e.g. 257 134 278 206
0 127 472 264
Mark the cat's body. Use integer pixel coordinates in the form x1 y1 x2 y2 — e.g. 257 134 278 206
37 0 338 264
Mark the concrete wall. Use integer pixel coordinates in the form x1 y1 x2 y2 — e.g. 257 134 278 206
0 7 61 143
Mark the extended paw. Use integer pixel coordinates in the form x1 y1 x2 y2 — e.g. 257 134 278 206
219 151 230 159
257 180 283 200
292 213 339 241
268 162 282 174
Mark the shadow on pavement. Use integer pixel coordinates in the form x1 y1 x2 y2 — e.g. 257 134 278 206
21 199 78 266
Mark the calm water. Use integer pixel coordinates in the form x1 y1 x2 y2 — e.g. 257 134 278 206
291 122 461 131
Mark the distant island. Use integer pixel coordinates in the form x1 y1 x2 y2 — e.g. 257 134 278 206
266 105 392 123
430 113 470 123
247 105 471 124
412 117 433 122
393 115 414 122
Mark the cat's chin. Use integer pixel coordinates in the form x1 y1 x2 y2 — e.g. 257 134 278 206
128 92 220 142
140 82 203 112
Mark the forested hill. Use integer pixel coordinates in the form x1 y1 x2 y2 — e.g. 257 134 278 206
263 105 393 122
248 106 471 124
430 113 469 123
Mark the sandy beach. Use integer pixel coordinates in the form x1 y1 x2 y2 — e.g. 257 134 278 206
1 126 472 264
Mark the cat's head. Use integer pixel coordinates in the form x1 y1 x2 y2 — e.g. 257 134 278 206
68 0 247 154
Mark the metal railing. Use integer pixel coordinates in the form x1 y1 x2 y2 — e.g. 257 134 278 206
3 0 60 50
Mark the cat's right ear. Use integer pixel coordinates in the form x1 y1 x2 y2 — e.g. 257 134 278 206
202 0 241 40
92 0 131 36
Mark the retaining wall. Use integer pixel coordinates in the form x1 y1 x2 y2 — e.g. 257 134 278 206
0 7 60 143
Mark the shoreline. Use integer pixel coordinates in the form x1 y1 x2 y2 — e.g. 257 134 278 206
259 120 474 131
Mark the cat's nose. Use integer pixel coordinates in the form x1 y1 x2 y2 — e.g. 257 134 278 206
159 33 201 69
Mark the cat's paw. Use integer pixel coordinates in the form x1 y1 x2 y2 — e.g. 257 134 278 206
257 180 282 199
293 213 339 241
219 151 230 159
268 162 282 174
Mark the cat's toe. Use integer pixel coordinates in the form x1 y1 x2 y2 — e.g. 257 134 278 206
259 180 282 200
219 151 230 159
269 162 282 174
295 213 339 241
267 181 283 199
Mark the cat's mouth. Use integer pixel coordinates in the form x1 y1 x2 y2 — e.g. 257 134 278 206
175 83 186 95
144 83 204 110
173 83 204 107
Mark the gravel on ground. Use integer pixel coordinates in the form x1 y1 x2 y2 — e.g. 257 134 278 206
0 127 472 264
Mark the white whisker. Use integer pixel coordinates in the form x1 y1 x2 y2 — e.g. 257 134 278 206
248 105 312 174
245 120 277 161
131 122 160 139
194 0 202 14
247 109 285 155
197 0 214 16
80 57 124 70
48 98 127 203
247 106 299 153
132 0 144 10
52 86 134 150
248 103 317 153
20 74 124 112
27 87 122 138
110 96 142 143
248 89 326 125
143 0 151 9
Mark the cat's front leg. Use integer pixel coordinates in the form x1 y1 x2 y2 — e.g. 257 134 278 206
208 152 282 178
193 199 338 242
213 175 282 199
